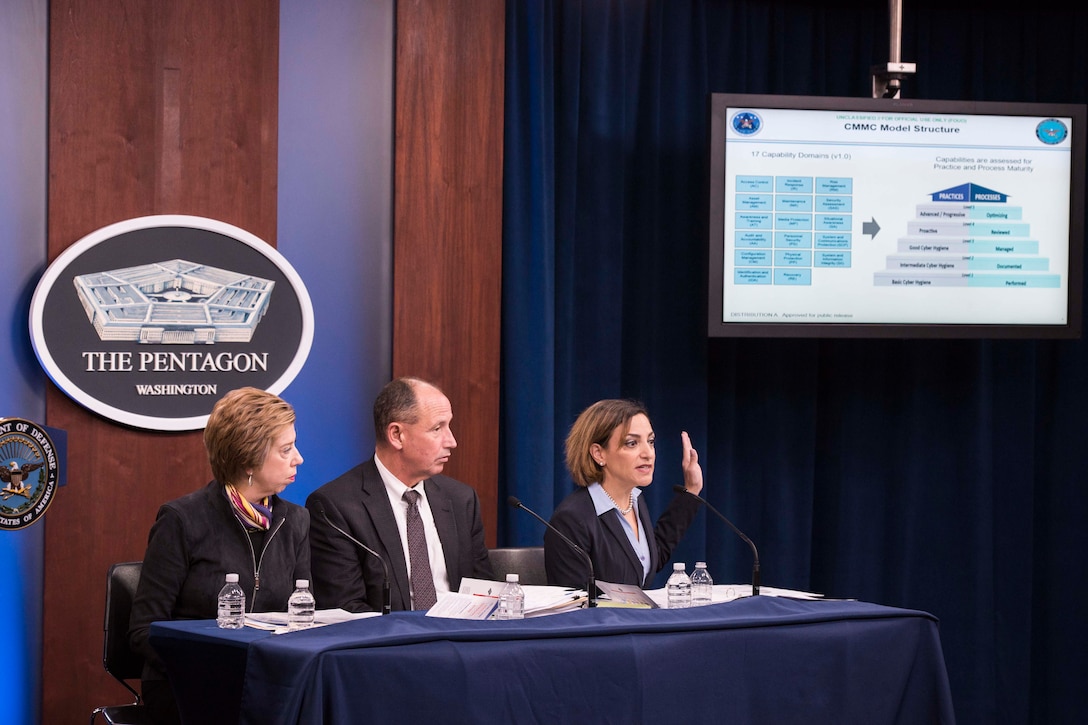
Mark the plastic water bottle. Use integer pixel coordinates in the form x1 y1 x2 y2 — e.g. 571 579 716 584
666 562 692 609
691 561 714 606
287 579 316 630
216 573 245 629
495 573 525 620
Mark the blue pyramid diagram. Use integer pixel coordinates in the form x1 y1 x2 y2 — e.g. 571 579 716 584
930 183 1008 203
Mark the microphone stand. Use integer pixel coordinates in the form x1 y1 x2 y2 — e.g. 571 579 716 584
674 485 760 596
507 496 596 607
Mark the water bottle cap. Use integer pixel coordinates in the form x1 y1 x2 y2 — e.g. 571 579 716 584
673 563 685 571
506 573 519 582
295 579 309 588
695 562 707 568
225 573 239 583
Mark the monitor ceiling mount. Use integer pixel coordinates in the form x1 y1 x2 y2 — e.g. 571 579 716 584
871 0 916 99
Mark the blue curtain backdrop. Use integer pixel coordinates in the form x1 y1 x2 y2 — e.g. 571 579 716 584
500 1 1088 723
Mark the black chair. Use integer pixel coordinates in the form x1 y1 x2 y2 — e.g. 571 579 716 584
91 561 152 725
488 546 547 586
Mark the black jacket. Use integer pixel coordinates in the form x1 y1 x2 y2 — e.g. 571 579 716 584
128 481 310 681
306 459 493 612
544 486 700 589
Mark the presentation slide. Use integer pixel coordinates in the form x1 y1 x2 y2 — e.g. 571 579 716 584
719 105 1074 326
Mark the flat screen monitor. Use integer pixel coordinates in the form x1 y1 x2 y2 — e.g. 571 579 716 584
707 93 1086 338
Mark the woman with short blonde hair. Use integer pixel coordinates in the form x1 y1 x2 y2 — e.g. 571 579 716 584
205 386 298 486
130 387 309 724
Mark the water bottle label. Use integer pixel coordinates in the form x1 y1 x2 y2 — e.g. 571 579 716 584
288 590 317 630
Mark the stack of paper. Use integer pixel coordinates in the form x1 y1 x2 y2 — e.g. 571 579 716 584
524 585 587 617
456 577 587 617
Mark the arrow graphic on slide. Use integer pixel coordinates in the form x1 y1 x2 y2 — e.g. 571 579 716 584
863 218 881 238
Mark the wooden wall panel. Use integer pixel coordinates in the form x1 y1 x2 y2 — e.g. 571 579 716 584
44 0 503 719
393 0 505 545
44 1 278 722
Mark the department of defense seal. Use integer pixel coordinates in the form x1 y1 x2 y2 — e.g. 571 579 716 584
1036 118 1069 145
0 418 60 530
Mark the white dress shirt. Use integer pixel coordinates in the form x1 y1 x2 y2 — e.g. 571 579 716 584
373 452 451 601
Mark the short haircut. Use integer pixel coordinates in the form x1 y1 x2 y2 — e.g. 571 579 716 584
373 377 443 444
565 399 650 487
204 387 296 486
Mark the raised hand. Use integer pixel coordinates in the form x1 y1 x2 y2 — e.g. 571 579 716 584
680 431 703 495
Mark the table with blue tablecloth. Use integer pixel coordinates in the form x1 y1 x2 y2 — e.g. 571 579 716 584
149 596 956 724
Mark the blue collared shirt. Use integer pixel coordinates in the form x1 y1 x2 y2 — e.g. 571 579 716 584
588 483 650 584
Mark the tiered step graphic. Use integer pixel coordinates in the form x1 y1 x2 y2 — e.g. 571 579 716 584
734 175 853 285
873 183 1059 288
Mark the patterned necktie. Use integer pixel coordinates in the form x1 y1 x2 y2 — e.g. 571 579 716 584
403 488 438 610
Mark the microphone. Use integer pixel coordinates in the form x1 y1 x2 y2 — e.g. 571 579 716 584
507 496 596 607
315 503 392 615
673 485 761 596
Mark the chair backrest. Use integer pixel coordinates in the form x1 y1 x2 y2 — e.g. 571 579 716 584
103 561 144 686
488 546 547 586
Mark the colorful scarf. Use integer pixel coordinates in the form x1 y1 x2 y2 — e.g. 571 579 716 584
225 482 272 530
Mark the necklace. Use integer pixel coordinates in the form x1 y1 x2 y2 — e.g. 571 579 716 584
603 488 634 516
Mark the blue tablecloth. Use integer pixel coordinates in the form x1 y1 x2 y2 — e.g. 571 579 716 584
150 596 956 725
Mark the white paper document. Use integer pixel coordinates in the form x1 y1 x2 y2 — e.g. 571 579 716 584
644 583 825 609
425 591 500 620
245 608 380 633
595 580 659 608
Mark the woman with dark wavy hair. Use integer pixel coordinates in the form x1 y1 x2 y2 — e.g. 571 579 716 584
545 398 703 590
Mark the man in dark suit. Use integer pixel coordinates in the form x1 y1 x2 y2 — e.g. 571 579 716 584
307 377 493 612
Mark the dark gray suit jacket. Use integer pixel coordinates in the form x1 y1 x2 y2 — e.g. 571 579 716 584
306 459 493 612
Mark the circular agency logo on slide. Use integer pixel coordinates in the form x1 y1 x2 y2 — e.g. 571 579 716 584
731 110 763 137
0 419 59 530
1035 118 1068 145
29 215 314 431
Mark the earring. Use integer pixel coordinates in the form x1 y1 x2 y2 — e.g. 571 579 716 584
247 473 253 487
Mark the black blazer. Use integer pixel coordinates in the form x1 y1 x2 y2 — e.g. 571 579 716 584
130 481 310 680
306 459 493 612
544 486 700 589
